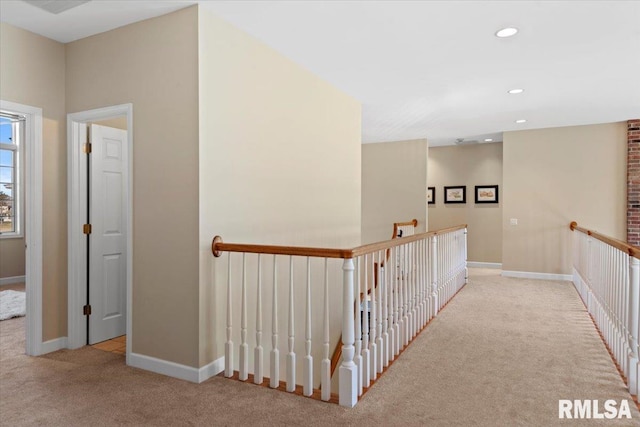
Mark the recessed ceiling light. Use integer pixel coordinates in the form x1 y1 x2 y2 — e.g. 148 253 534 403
508 89 524 94
484 138 493 142
515 119 527 124
496 27 518 38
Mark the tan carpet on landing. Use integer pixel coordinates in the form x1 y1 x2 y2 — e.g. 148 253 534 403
1 269 638 426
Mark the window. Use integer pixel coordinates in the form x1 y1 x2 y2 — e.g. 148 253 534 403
0 112 22 237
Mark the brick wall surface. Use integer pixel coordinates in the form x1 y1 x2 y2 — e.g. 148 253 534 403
628 119 640 246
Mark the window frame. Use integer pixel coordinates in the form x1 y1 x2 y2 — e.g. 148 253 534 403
0 113 23 239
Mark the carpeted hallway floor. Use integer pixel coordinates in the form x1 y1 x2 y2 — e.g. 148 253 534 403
1 269 639 426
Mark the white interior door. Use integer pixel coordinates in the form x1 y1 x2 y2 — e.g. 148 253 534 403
89 124 128 344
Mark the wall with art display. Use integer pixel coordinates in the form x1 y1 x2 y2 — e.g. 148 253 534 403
427 142 503 265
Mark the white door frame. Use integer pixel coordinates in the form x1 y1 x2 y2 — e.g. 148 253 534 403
67 104 133 364
0 100 43 356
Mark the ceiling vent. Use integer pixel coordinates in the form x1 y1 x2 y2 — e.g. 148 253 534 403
22 0 90 14
454 138 479 146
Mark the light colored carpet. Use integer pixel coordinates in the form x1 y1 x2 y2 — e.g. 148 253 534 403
0 290 26 320
0 269 638 426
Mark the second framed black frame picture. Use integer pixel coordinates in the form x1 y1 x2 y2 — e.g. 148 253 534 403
444 186 466 204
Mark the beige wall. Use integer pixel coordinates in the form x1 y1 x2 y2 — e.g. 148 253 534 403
66 6 201 366
428 143 503 263
0 23 66 338
503 123 627 275
197 9 362 369
361 139 428 244
93 117 127 130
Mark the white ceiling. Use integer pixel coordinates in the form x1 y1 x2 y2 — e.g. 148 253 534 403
1 0 639 146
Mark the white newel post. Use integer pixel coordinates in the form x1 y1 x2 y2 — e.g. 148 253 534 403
431 235 438 317
628 256 639 395
340 258 358 408
354 258 363 396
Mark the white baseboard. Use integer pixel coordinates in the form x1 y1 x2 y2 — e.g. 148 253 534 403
0 275 26 286
502 270 572 281
39 336 68 355
198 356 225 382
128 352 224 383
467 262 502 269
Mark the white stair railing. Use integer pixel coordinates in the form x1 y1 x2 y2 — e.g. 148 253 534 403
570 221 639 398
211 224 468 408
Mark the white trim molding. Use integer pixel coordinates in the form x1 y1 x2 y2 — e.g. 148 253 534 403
67 104 133 363
129 353 224 383
467 262 502 269
41 337 68 354
0 275 26 286
502 270 572 281
1 100 43 356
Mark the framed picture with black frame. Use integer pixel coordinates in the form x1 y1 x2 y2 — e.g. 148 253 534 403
427 187 435 205
475 185 499 204
444 186 466 204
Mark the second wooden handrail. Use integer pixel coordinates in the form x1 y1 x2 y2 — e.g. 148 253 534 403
212 225 466 259
570 221 640 259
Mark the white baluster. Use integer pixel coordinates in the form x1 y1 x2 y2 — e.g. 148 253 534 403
287 256 296 392
382 250 390 367
621 251 630 377
387 246 395 361
270 255 279 388
370 252 377 381
431 235 439 317
464 227 469 285
637 275 640 398
407 243 414 340
628 256 639 395
225 253 234 378
394 246 401 355
416 239 422 329
422 239 428 324
362 254 371 388
321 258 331 401
376 252 383 373
411 240 417 338
303 257 313 397
587 236 593 314
239 253 248 381
417 239 422 332
423 238 429 326
339 258 357 408
254 254 263 385
403 244 410 347
398 245 404 350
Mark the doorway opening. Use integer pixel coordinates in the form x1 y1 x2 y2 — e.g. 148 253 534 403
0 100 43 356
0 110 26 351
67 104 133 364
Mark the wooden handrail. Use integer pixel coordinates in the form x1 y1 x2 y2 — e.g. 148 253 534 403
212 224 467 260
392 218 418 239
215 223 469 401
569 221 640 259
